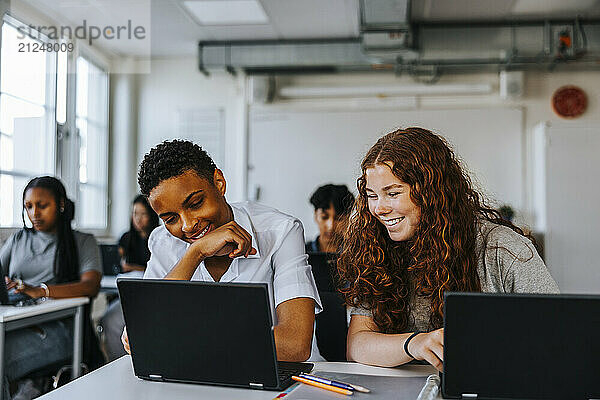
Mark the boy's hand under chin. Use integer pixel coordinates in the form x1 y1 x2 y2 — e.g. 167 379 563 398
190 221 257 259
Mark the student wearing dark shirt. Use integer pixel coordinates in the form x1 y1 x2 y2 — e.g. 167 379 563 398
100 195 158 361
118 195 158 271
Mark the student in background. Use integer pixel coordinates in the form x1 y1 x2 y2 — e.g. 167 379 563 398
337 128 559 371
305 185 355 361
0 176 101 400
100 195 158 361
306 184 354 254
121 140 322 361
118 195 159 272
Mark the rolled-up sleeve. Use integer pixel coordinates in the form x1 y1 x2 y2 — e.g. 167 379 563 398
272 220 322 313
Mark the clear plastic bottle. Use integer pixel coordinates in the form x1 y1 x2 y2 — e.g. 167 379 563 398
416 374 441 400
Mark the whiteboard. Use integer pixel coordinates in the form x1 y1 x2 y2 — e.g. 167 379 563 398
248 107 523 240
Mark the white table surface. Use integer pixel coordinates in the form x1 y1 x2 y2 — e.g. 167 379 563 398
38 355 437 400
100 276 117 289
101 271 144 290
0 297 89 322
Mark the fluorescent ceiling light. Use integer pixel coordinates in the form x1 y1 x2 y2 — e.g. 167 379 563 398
182 0 269 25
512 0 597 14
278 84 494 98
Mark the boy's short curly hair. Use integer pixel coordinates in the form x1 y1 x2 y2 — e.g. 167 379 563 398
138 140 217 196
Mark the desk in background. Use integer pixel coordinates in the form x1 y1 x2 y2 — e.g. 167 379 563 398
38 355 437 399
0 297 89 394
100 271 144 292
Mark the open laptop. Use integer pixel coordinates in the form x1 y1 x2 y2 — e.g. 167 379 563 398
443 292 600 400
100 244 122 276
117 279 313 390
0 276 37 306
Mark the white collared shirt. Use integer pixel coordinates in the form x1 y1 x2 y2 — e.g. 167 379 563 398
144 201 323 360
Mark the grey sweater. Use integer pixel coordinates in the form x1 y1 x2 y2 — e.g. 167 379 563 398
350 220 560 332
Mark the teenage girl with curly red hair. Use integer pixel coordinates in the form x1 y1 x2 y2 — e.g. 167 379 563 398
338 128 558 371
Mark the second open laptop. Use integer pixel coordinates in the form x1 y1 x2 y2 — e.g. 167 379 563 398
443 292 600 400
117 278 313 391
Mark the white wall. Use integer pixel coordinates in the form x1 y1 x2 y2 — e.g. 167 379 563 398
128 60 600 237
109 65 139 239
263 70 600 232
249 107 525 240
135 57 247 202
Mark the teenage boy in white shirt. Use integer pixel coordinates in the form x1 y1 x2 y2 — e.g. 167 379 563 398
121 140 322 361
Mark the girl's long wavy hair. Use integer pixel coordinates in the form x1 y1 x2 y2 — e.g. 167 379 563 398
338 128 530 333
22 176 79 283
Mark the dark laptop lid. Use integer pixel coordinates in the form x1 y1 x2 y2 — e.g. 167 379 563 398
117 279 279 389
0 273 8 305
100 244 121 276
0 272 33 305
443 292 600 400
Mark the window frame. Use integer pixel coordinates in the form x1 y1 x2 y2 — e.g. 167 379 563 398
72 51 110 233
0 11 111 237
0 14 58 230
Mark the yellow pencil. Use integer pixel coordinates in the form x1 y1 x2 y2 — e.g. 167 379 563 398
292 376 353 396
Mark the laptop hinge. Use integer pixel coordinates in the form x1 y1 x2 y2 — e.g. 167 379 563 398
148 374 163 381
249 382 264 389
462 394 478 399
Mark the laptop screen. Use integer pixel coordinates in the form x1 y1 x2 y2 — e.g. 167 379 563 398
118 279 280 389
100 244 121 276
443 293 600 400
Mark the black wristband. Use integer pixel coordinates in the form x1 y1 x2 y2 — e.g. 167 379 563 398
404 331 422 359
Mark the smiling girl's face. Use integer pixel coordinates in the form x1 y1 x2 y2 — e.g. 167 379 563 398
365 163 421 242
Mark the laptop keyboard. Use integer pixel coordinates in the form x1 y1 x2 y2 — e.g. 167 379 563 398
6 293 40 307
277 361 313 383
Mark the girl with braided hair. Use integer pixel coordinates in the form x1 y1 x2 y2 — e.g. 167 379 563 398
0 176 101 398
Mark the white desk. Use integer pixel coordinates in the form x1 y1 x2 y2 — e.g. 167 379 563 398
38 355 437 399
101 272 144 291
100 276 117 290
0 297 89 394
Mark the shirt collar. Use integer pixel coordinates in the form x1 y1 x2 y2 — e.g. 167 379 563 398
230 203 261 259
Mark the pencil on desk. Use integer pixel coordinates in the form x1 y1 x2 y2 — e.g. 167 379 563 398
299 373 370 393
292 376 353 395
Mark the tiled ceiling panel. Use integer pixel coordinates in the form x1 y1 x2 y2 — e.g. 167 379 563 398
261 0 359 39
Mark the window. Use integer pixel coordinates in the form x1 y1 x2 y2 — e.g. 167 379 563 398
0 14 110 232
76 56 109 230
0 18 57 227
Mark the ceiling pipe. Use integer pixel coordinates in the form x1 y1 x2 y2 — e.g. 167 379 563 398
198 19 600 75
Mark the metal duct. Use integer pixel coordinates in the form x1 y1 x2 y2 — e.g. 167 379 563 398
198 20 600 75
360 0 411 31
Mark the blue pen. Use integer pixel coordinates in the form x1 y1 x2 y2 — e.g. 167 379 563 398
298 373 370 393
